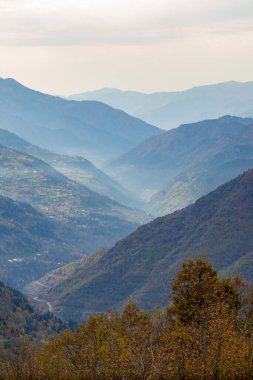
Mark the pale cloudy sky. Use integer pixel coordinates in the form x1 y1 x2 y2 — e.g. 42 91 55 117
0 0 253 94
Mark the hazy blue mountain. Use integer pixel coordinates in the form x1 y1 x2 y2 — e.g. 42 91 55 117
0 128 141 208
107 116 253 215
26 169 253 322
0 78 162 166
148 158 253 216
0 145 148 255
69 81 253 130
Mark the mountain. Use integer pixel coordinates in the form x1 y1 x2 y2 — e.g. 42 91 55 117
221 251 253 284
107 116 253 215
0 281 68 349
25 169 253 322
0 128 140 208
0 145 148 255
0 78 162 166
0 194 82 288
147 158 253 216
68 81 253 130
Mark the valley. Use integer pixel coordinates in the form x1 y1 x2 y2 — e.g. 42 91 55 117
0 128 140 208
2 1 253 377
1 79 253 319
1 80 253 377
107 116 253 215
24 169 253 322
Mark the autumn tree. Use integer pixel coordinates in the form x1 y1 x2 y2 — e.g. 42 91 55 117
3 258 253 380
167 258 240 325
40 306 154 379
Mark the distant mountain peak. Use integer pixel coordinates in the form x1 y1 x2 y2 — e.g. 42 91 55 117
68 80 253 130
0 77 22 85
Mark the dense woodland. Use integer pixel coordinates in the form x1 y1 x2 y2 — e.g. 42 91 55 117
0 282 70 348
2 258 253 379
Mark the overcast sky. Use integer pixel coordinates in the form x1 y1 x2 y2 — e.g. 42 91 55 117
0 0 253 95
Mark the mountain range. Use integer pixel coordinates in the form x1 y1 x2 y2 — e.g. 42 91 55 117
24 169 253 322
2 77 253 331
69 81 253 129
0 78 161 166
5 78 253 219
107 116 253 215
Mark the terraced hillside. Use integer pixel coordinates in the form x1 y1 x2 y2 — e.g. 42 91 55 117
0 128 140 208
0 145 148 254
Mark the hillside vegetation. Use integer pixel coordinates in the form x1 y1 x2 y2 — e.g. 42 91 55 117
0 128 139 208
26 169 253 321
0 194 83 288
0 281 68 350
0 145 148 255
4 259 253 379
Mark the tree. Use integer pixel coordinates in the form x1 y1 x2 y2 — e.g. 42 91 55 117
168 258 239 325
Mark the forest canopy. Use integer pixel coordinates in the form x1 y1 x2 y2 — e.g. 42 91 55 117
1 258 253 380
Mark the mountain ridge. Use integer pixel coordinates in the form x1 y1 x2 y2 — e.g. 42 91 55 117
0 128 141 208
0 78 162 166
68 81 253 129
107 116 253 214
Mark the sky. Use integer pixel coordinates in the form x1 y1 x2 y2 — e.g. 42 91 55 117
0 0 253 95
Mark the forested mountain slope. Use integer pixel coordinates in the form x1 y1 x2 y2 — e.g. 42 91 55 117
27 169 253 321
0 194 83 288
0 281 68 349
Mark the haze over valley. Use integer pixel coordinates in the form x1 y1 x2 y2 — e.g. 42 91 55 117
1 77 253 311
1 0 253 377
